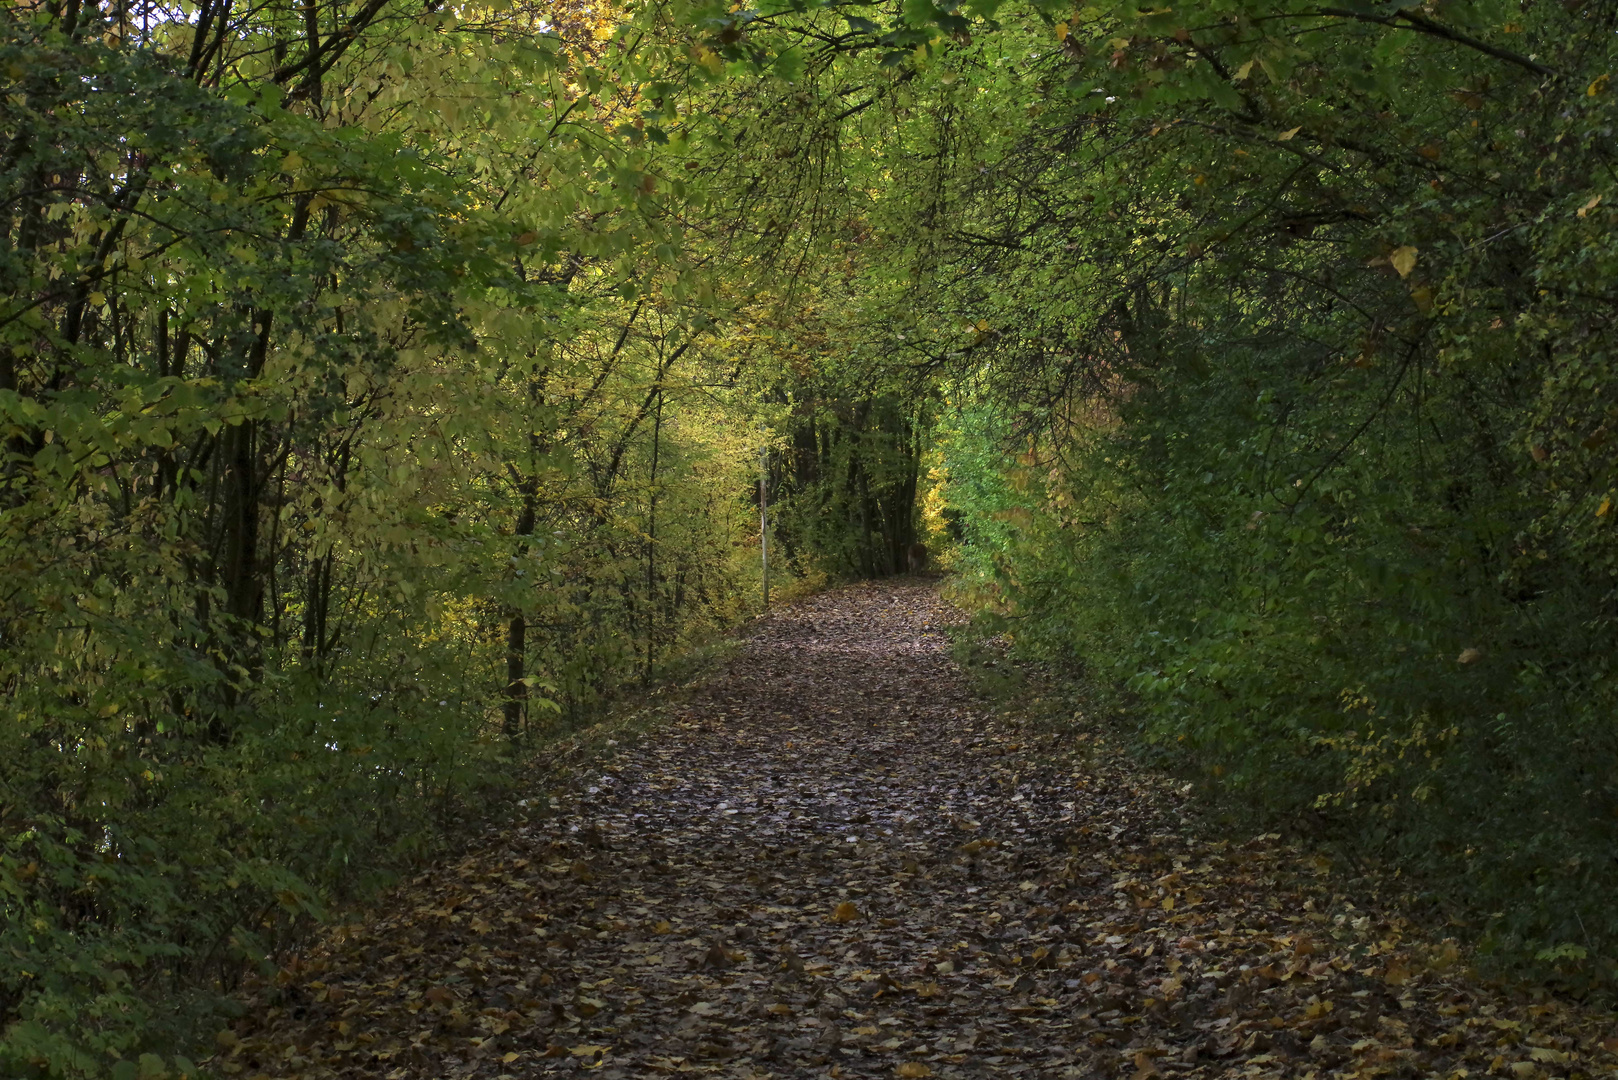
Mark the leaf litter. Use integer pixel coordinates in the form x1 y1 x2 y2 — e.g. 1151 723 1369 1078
218 582 1618 1080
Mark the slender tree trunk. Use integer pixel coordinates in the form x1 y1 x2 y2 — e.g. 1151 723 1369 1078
504 485 537 740
645 387 663 679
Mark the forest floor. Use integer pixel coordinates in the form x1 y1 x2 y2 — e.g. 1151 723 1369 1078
218 581 1618 1080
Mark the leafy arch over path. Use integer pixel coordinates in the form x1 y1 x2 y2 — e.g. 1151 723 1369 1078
6 0 1618 1070
654 0 1618 991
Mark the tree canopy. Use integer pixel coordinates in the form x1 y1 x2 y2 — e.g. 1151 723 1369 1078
5 0 1618 1070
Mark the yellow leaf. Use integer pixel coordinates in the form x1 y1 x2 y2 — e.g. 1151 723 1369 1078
1456 648 1482 665
1509 1063 1537 1079
503 1052 520 1064
1600 496 1613 518
1589 73 1610 97
652 920 672 934
1233 59 1254 81
1277 126 1301 141
569 1044 610 1057
896 1065 933 1078
695 45 723 74
1578 194 1602 218
1390 246 1418 279
1054 21 1068 41
1160 895 1174 911
831 901 861 923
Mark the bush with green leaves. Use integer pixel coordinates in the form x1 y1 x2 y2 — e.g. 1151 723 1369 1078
1 1 758 1072
684 0 1618 987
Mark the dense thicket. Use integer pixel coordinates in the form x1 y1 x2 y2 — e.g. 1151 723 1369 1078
0 0 766 1070
714 0 1618 989
9 0 1618 1070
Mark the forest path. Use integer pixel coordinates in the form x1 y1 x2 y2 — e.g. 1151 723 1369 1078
226 582 1615 1080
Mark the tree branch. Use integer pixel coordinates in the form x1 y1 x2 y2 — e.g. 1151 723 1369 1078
1316 7 1557 78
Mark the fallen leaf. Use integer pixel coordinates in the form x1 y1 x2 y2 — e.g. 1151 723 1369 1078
209 584 1618 1080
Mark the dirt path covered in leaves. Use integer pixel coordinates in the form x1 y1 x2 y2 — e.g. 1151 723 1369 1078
226 582 1618 1080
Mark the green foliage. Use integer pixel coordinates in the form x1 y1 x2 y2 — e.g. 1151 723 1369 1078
12 0 1618 1066
899 0 1618 990
772 390 928 578
0 0 761 1072
664 0 1618 989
